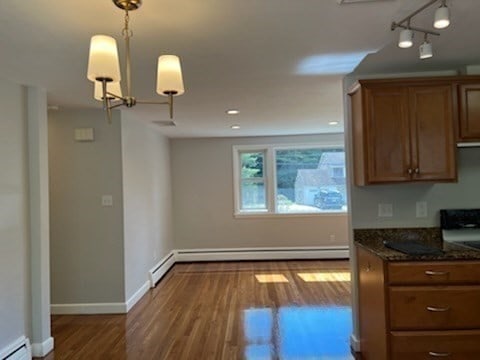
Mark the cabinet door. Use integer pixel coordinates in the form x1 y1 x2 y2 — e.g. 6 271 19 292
357 246 389 359
364 86 411 183
409 85 457 182
458 83 480 141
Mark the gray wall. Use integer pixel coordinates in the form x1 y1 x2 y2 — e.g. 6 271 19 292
121 117 174 300
351 148 480 228
0 78 29 350
49 109 125 303
171 134 348 249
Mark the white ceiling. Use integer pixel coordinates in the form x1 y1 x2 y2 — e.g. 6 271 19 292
0 0 478 138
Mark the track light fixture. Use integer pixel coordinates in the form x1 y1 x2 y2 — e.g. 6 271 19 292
434 0 450 29
419 34 433 59
391 0 452 60
87 0 185 124
398 28 414 48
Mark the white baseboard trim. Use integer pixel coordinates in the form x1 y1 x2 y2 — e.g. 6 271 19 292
0 336 31 360
175 246 350 262
350 333 360 353
126 280 150 312
148 251 176 288
31 337 54 358
51 303 126 315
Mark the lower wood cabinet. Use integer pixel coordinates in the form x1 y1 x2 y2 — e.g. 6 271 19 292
356 245 480 359
390 330 480 360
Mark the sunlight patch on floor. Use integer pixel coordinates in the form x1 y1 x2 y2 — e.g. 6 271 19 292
297 272 351 282
255 274 289 283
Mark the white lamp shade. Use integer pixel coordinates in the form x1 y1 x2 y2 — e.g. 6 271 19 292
398 29 414 48
94 81 123 101
156 55 185 96
434 6 450 29
419 41 433 59
87 35 121 82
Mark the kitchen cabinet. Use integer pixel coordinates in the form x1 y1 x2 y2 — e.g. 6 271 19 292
357 245 480 359
458 82 480 142
349 78 457 185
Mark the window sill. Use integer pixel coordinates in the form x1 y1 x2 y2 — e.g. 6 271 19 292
234 211 348 219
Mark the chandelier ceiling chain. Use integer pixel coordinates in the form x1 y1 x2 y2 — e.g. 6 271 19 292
87 0 185 124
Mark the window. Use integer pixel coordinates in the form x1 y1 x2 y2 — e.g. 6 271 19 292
239 151 267 212
233 145 347 215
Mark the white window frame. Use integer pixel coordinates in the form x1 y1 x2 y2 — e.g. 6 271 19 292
233 143 346 217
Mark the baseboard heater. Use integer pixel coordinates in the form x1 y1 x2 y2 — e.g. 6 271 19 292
1 338 31 360
175 246 350 262
148 252 176 288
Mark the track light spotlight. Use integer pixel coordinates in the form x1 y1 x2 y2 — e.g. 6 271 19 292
398 29 414 48
419 35 433 59
434 2 450 29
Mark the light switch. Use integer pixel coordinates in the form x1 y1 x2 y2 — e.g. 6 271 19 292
101 195 113 207
74 128 95 142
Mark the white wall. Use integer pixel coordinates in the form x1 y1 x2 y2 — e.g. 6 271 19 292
121 117 174 300
0 78 29 351
49 109 125 304
171 134 348 249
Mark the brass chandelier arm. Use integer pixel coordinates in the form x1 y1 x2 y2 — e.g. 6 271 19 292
106 91 124 100
136 94 174 119
109 102 126 109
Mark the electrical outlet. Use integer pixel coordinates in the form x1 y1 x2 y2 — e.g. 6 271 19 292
330 234 336 243
416 201 428 218
101 195 113 207
378 203 393 217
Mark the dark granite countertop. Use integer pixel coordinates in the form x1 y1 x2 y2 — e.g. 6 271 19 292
354 228 480 261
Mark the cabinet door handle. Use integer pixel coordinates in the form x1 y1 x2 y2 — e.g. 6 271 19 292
414 168 420 174
407 168 413 175
425 270 449 276
427 306 451 312
428 351 451 357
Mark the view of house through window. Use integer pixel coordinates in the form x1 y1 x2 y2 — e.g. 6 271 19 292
235 145 347 215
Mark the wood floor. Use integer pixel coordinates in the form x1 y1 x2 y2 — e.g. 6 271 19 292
40 260 354 360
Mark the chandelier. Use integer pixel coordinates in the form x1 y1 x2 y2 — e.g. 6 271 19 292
87 0 184 123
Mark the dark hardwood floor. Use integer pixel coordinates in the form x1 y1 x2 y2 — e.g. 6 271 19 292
40 260 355 359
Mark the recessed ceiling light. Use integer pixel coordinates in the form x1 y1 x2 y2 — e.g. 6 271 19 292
231 124 241 130
226 109 240 115
328 121 339 125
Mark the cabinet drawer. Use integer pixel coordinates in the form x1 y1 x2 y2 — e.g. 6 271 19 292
389 286 480 330
388 261 480 285
391 330 480 360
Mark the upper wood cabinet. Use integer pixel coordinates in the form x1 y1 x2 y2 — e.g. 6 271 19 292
458 83 480 142
349 78 457 185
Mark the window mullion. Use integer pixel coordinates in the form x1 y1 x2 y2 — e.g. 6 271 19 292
266 147 275 213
